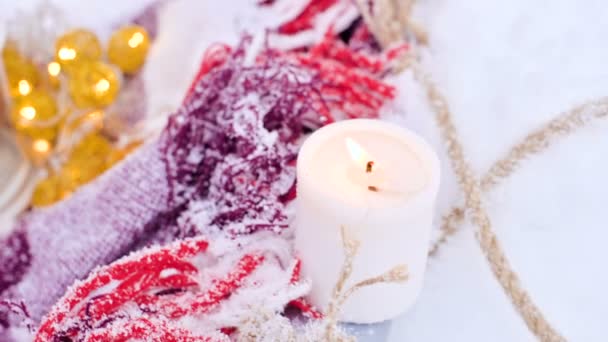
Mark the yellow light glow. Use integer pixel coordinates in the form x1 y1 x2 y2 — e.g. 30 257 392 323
32 139 50 153
58 47 77 60
128 32 145 48
345 137 372 169
19 106 37 120
18 80 32 95
86 110 104 128
94 79 110 94
48 61 61 76
87 110 103 120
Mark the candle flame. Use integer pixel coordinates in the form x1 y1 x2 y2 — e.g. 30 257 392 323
345 137 372 171
346 137 382 192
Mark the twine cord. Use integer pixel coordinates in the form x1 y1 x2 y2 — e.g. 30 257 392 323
351 0 608 340
412 63 567 341
353 0 426 48
429 98 608 256
323 227 408 341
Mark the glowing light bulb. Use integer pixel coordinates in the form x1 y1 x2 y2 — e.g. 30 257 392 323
20 106 37 120
47 61 61 76
108 25 150 74
32 139 50 153
69 61 119 108
94 79 110 94
18 80 32 95
58 47 77 61
55 29 102 73
128 32 145 48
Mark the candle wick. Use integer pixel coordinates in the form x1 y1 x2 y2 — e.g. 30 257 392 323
366 161 374 173
366 161 377 191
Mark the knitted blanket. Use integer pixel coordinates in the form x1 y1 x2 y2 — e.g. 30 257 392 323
0 15 400 338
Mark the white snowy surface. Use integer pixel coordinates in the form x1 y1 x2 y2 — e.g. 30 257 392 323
1 0 607 341
388 0 608 341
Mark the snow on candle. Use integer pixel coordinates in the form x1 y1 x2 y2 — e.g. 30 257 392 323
295 119 440 323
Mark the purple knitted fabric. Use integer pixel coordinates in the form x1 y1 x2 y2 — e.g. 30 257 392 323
0 22 393 339
0 4 166 337
1 142 170 326
0 36 333 338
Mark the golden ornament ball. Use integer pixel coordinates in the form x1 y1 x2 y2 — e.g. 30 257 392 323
62 133 113 185
16 136 53 167
106 140 141 167
68 61 120 108
11 90 59 141
57 163 81 195
46 61 62 89
55 28 102 72
2 46 39 97
107 25 150 74
69 109 105 133
2 41 21 60
69 132 112 163
31 174 60 207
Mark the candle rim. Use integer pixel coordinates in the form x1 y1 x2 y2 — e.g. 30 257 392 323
297 119 441 208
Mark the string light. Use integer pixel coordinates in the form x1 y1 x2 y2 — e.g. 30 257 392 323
47 61 61 88
57 47 76 61
4 24 149 207
47 61 61 76
11 91 59 143
94 79 110 94
32 139 51 153
108 25 150 74
69 61 120 108
128 32 144 48
19 106 36 120
55 29 102 72
18 80 32 95
3 45 40 96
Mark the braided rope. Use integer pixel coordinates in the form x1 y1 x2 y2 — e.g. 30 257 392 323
429 97 608 256
428 206 463 257
354 1 608 339
412 63 567 341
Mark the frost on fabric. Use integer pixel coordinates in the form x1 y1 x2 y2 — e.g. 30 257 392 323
161 45 307 237
0 1 169 334
162 37 322 238
35 233 309 341
0 230 30 293
1 20 400 339
162 33 400 238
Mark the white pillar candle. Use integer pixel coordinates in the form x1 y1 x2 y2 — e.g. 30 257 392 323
295 119 440 323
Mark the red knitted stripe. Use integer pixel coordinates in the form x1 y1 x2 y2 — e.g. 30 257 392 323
278 0 340 34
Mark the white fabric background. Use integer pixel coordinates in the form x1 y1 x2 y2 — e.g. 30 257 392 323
1 0 607 341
